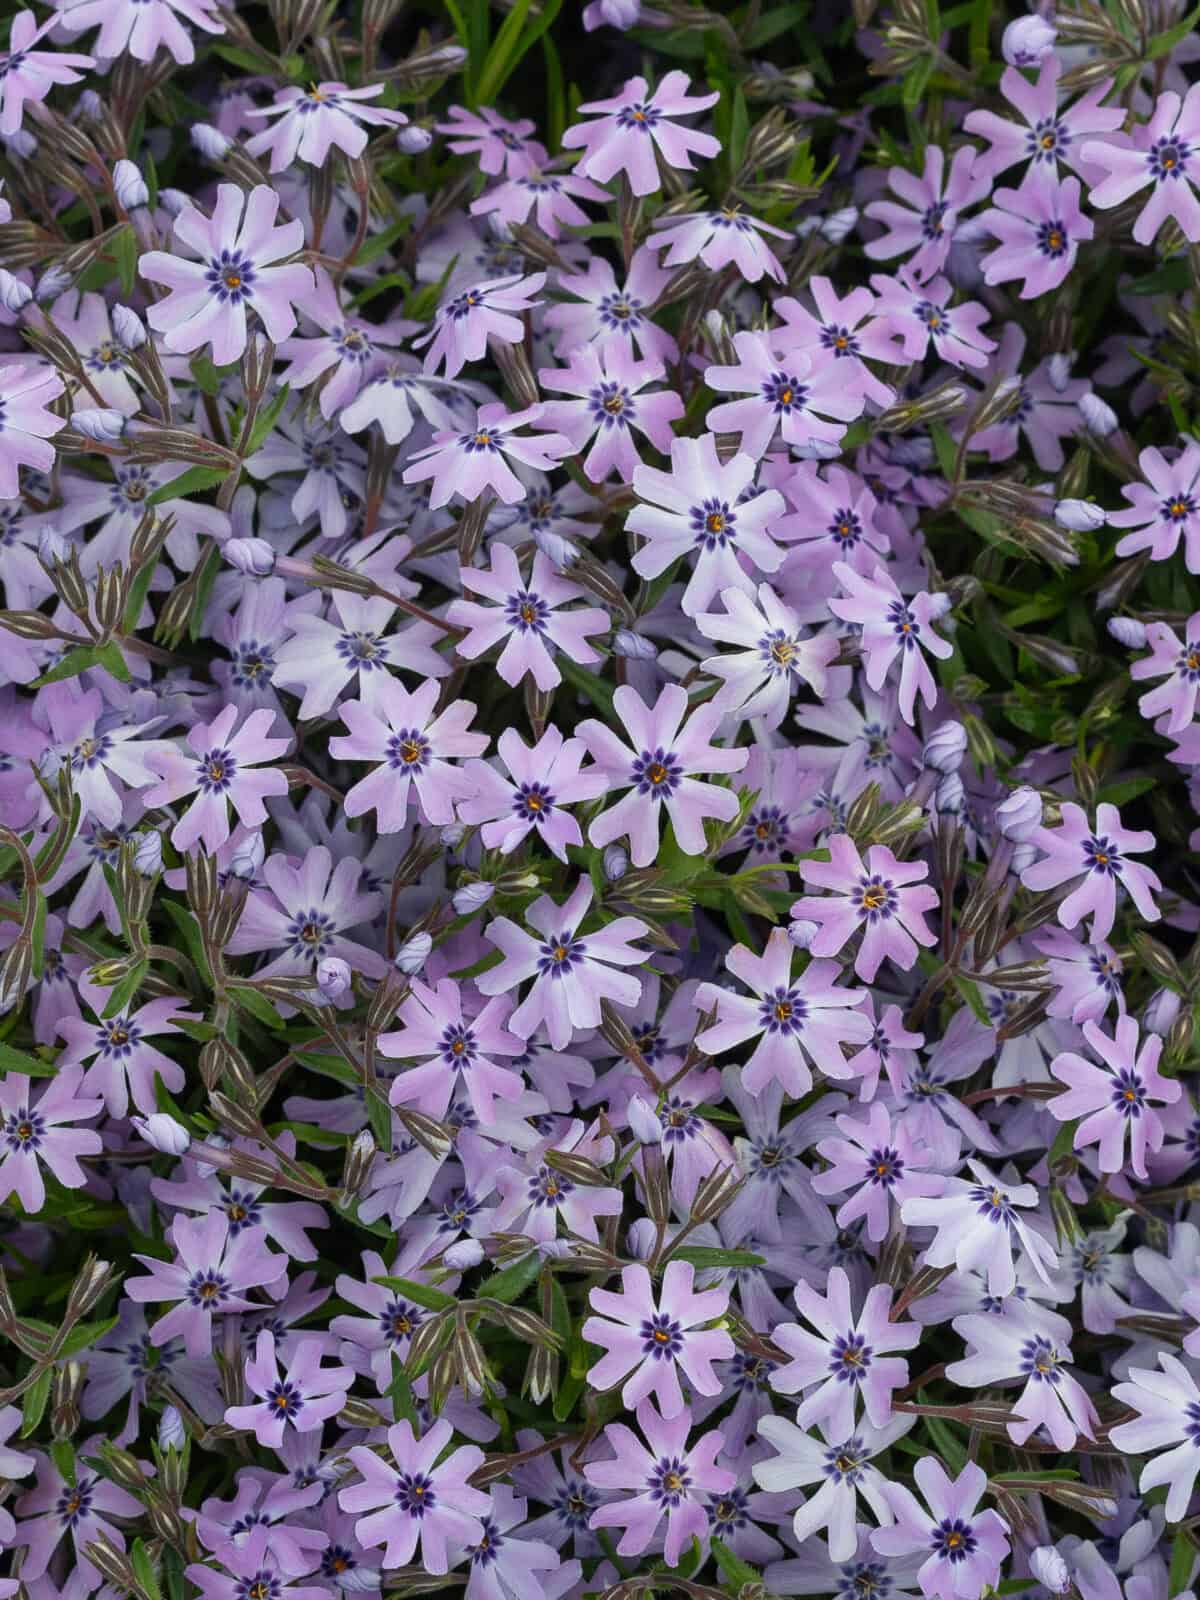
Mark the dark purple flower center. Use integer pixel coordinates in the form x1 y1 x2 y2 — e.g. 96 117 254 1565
504 588 550 633
527 1163 574 1206
589 381 635 428
1083 834 1123 876
265 1379 303 1420
222 1188 262 1232
394 1471 437 1516
288 908 334 962
631 745 682 799
821 323 860 358
95 1015 142 1057
648 1454 691 1504
824 1437 868 1482
757 985 808 1036
537 932 586 977
968 1182 1016 1227
865 1145 904 1187
513 781 555 823
1036 219 1069 258
336 630 385 668
690 497 737 549
387 728 430 773
1110 1067 1147 1118
763 371 809 413
55 1476 97 1526
640 1312 684 1360
829 1332 872 1383
853 873 898 922
617 101 661 132
1019 1335 1063 1383
1149 137 1190 180
1026 117 1066 161
5 1108 44 1153
440 1023 477 1068
206 249 256 304
187 1269 231 1308
931 1519 978 1563
887 599 922 647
196 746 237 793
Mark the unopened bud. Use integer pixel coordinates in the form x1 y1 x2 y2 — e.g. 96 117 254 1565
613 629 657 661
1029 1548 1071 1595
532 528 580 569
191 124 232 160
452 881 495 916
1046 353 1074 394
603 844 629 882
36 263 74 302
0 268 31 313
627 1095 663 1146
922 720 966 775
936 774 964 816
821 204 859 244
131 1112 191 1155
229 832 265 881
1054 498 1106 532
1108 616 1147 650
996 786 1042 842
396 124 433 154
1079 393 1118 438
224 537 276 576
394 930 433 976
112 303 147 349
1002 13 1057 63
791 436 843 461
113 159 149 211
316 956 351 1003
788 918 818 949
158 1404 186 1450
71 407 126 443
443 1239 485 1270
133 830 163 877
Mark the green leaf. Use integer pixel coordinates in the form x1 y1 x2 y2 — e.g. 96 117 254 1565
131 1539 164 1600
57 1313 121 1358
1169 1528 1196 1597
371 1275 457 1312
161 901 214 989
387 1355 419 1426
51 1440 76 1486
354 219 412 269
929 420 959 482
112 224 138 297
22 1366 52 1435
29 891 47 981
243 384 291 458
0 1041 56 1076
365 1082 392 1149
476 1251 541 1304
33 640 131 687
1146 0 1200 57
711 1537 762 1591
147 466 229 506
671 1246 765 1269
101 959 150 1019
476 0 563 105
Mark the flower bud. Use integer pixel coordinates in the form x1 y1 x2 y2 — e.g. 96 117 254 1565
613 629 658 661
112 303 147 349
1144 986 1182 1036
1001 13 1057 64
0 269 31 313
1010 840 1038 876
791 437 842 461
603 844 629 882
38 528 69 567
1108 616 1147 650
440 824 465 848
443 1239 485 1270
396 124 432 154
1046 352 1074 393
996 785 1042 842
316 957 351 1003
133 830 163 877
228 832 265 881
191 123 232 160
922 720 967 775
627 1095 663 1146
71 407 126 443
1054 498 1107 532
158 1404 187 1450
452 881 495 916
626 1216 657 1259
820 205 859 244
159 188 191 215
131 1112 192 1155
788 918 819 949
1079 392 1118 437
36 263 74 302
1029 1548 1071 1595
37 749 63 781
223 537 276 576
532 528 580 569
395 930 433 975
936 773 964 815
113 159 150 210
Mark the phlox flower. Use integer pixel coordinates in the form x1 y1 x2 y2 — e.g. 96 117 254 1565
332 1251 435 1390
864 147 990 281
773 277 904 407
476 876 647 1050
447 543 609 690
0 1065 101 1214
582 1259 734 1418
1110 1352 1200 1522
145 703 290 855
0 11 93 134
330 677 487 832
868 271 996 370
963 324 1088 473
270 591 450 720
276 268 410 421
1130 613 1200 731
649 204 790 282
56 992 194 1119
379 978 525 1125
584 1399 734 1565
457 726 608 861
151 1135 328 1261
452 1486 562 1600
339 1418 489 1573
695 583 840 730
901 1159 1058 1296
774 462 891 576
246 412 366 540
705 333 864 458
577 682 748 867
753 1416 911 1563
562 71 720 197
339 361 467 444
945 1310 1098 1451
544 248 677 364
963 55 1123 182
185 1526 327 1600
1036 926 1125 1025
224 844 387 982
245 82 408 171
628 432 787 616
769 1268 919 1444
813 1102 945 1242
56 0 223 63
36 683 170 829
1019 801 1161 941
402 403 571 510
225 1331 353 1448
140 184 315 365
1048 1015 1181 1179
0 362 65 499
125 1210 284 1357
871 1460 1010 1600
828 563 953 726
413 273 545 379
470 161 610 238
13 1444 143 1584
1109 441 1200 570
793 835 939 984
538 341 682 483
979 167 1093 298
435 106 544 178
1083 85 1200 245
693 926 871 1099
493 1120 622 1244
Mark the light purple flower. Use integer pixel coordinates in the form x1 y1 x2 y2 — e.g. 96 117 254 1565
964 55 1122 183
476 876 647 1050
577 682 747 867
1035 926 1125 1025
125 1210 284 1357
901 1159 1057 1296
0 361 65 499
704 333 864 458
470 160 610 239
56 0 223 63
379 977 524 1124
1110 1353 1200 1523
829 563 953 726
245 82 408 171
0 10 93 134
693 926 871 1099
225 1331 353 1447
649 205 790 283
448 544 609 690
140 184 315 365
0 1065 101 1214
1019 801 1161 941
869 271 996 370
946 1310 1098 1450
769 1267 920 1444
14 1444 143 1584
186 1525 327 1600
561 71 720 197
871 1459 1010 1600
457 725 608 861
1131 613 1200 731
330 677 488 832
1048 1015 1181 1179
403 402 571 509
979 167 1093 299
813 1102 945 1242
435 106 544 177
1109 442 1200 570
339 1418 489 1573
793 835 939 984
695 582 840 730
753 1416 910 1563
544 247 677 364
585 1399 735 1564
224 844 387 982
864 147 989 281
1082 85 1200 246
145 703 290 855
57 992 194 1119
413 273 545 379
538 341 683 483
582 1259 734 1419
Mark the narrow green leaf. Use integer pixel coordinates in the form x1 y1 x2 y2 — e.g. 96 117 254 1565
371 1275 457 1312
112 224 138 296
101 958 150 1019
243 384 291 457
21 1366 52 1435
671 1246 765 1269
147 466 228 506
476 1251 541 1304
0 1041 56 1076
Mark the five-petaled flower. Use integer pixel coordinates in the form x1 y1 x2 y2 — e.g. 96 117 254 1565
1019 801 1161 942
1047 1015 1181 1178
